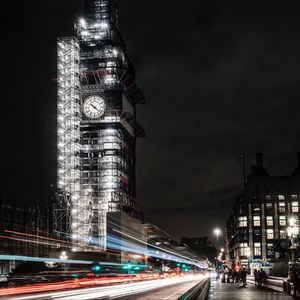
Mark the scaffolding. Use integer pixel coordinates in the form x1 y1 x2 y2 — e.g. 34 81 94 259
55 0 145 250
56 37 92 243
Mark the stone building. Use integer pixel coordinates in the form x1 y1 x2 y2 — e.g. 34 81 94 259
226 153 300 270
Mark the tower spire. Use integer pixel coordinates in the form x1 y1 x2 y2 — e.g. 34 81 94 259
84 0 118 26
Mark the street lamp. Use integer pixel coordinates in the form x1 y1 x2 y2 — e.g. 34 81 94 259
60 251 68 264
287 217 299 267
214 228 221 248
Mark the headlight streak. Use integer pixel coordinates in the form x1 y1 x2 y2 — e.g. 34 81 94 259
2 274 205 300
1 229 208 272
0 255 138 268
110 230 208 269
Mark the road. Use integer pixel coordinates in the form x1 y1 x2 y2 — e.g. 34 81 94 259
1 274 204 300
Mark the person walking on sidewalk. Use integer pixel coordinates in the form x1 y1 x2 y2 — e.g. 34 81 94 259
240 267 247 287
254 269 258 286
258 268 266 287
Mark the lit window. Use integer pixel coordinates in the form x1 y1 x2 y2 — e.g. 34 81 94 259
253 216 261 227
292 195 298 200
279 216 286 226
279 202 286 213
266 216 273 226
266 202 273 209
266 195 272 200
239 216 247 227
279 195 285 200
253 204 260 212
239 243 249 256
292 202 299 213
254 243 261 256
280 230 287 239
267 229 274 239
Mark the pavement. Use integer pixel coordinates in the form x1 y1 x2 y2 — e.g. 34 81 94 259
208 279 291 300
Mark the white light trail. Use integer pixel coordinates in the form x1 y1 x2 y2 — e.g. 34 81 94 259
8 274 205 300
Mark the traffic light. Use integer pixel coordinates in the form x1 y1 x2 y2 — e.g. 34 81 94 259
122 260 133 270
91 263 102 274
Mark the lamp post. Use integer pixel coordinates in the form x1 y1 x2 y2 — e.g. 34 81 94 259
287 217 299 268
214 228 221 249
246 247 251 274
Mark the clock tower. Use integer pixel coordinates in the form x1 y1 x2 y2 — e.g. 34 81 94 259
56 0 145 249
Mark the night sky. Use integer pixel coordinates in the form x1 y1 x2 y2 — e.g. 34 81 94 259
2 1 300 241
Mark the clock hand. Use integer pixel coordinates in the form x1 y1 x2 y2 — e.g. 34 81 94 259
91 104 101 112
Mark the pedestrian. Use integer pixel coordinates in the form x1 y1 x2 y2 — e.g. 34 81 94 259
216 270 220 280
232 270 236 283
292 267 300 299
228 269 233 283
260 268 266 287
240 267 247 287
254 269 258 286
236 270 241 283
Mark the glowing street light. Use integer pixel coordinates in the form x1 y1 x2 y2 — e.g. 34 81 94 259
214 228 221 248
60 251 68 262
287 217 299 266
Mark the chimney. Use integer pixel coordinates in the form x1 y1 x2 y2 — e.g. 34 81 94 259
256 152 264 168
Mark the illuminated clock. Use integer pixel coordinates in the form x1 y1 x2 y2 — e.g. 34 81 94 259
83 95 106 119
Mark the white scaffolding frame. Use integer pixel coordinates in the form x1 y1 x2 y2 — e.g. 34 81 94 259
56 37 91 243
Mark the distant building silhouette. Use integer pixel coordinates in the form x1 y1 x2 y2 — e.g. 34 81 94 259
181 236 217 262
0 191 53 275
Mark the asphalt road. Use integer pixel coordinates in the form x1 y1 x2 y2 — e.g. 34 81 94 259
116 279 201 300
2 275 204 300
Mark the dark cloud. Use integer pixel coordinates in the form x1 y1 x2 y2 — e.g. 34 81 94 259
1 0 300 241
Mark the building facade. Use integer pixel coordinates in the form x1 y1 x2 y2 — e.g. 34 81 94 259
226 153 300 270
0 194 52 275
55 0 145 250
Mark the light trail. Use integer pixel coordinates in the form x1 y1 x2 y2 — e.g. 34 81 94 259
110 230 208 268
2 274 205 300
1 229 208 270
0 255 145 268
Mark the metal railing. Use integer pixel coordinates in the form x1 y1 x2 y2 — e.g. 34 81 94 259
247 275 285 293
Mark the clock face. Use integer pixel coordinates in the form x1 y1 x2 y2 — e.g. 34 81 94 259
83 95 106 119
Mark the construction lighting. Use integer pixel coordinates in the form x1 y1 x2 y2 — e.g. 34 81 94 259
100 21 109 29
80 18 86 27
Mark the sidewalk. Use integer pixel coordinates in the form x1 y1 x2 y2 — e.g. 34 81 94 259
208 279 291 300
